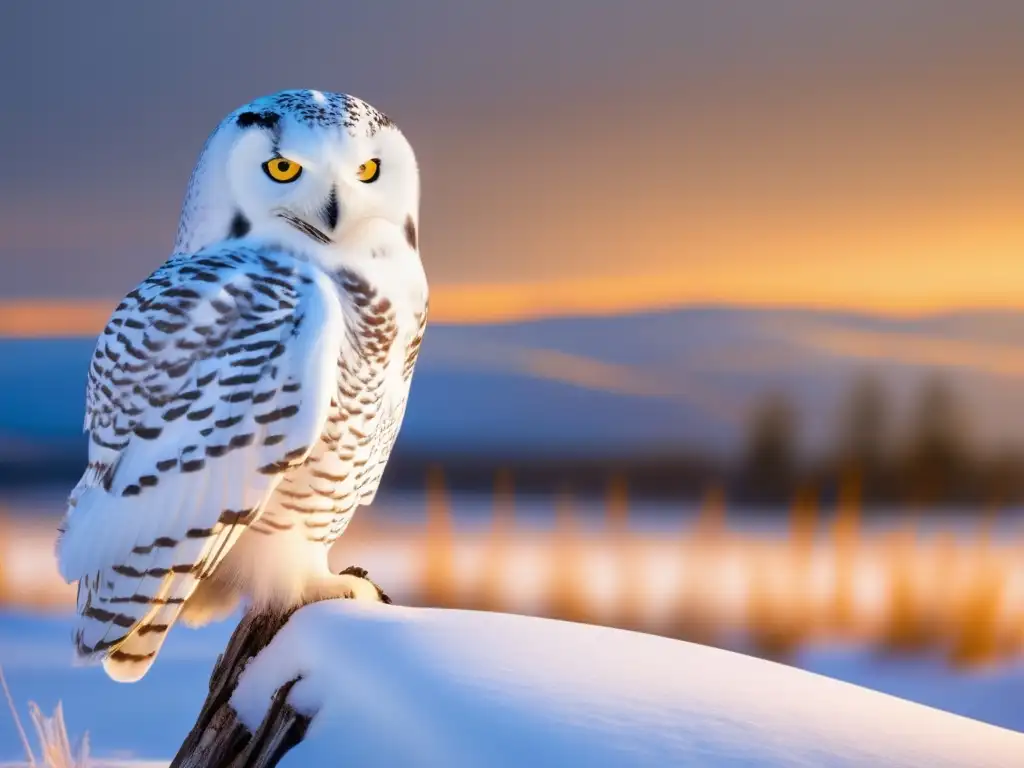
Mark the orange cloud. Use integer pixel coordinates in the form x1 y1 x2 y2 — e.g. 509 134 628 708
8 264 1024 341
424 334 743 423
0 301 113 339
786 323 1024 379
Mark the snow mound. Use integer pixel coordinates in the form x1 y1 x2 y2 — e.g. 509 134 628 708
233 602 1022 767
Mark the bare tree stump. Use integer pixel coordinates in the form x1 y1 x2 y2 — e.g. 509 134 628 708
170 567 391 768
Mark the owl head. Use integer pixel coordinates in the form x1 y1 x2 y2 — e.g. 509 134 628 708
173 89 419 261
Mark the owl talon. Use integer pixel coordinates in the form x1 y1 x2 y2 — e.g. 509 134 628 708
338 565 392 604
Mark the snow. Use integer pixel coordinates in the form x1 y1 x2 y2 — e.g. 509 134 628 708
795 646 1024 738
2 605 1022 765
232 601 1023 767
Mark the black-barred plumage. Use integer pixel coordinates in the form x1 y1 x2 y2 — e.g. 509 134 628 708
56 89 428 682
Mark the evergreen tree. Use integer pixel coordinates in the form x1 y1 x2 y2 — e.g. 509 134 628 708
903 374 969 504
836 372 891 492
742 392 798 503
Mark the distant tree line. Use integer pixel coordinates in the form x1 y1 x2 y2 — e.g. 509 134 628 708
736 373 1024 509
387 371 1024 512
4 371 1021 513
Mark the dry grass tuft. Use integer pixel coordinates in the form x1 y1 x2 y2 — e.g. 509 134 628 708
411 472 1024 668
27 703 90 768
2 664 90 768
420 465 455 607
546 491 590 624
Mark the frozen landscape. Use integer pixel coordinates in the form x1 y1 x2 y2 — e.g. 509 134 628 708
2 2 1023 766
2 490 1024 765
2 601 1024 766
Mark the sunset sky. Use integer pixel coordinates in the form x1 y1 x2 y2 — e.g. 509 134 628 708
2 2 1024 332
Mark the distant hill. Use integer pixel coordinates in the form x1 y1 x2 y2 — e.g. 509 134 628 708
4 306 1024 474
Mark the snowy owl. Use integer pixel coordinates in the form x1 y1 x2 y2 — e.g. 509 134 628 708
55 89 428 683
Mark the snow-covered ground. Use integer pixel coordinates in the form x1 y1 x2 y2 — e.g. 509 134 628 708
237 601 1024 767
2 605 1023 766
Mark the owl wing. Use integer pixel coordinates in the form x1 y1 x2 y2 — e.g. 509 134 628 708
57 242 344 674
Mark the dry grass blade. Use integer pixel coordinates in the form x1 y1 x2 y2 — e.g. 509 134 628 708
0 664 36 766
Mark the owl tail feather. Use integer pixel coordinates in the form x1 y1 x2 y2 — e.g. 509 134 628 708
73 566 197 683
101 602 182 683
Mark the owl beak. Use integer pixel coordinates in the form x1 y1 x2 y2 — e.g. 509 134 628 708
319 185 340 232
274 210 334 245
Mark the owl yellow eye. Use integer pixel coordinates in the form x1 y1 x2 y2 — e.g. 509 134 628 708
262 157 303 183
357 158 381 183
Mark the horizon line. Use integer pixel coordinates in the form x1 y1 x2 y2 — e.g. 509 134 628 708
2 288 1023 338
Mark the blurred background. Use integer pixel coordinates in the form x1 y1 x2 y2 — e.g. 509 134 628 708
2 1 1024 759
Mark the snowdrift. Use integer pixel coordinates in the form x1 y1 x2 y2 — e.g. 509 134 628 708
232 601 1023 767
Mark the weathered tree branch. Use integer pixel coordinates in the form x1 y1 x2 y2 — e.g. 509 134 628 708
169 608 307 768
170 567 391 768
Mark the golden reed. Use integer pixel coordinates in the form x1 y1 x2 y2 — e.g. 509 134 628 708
2 470 1022 668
